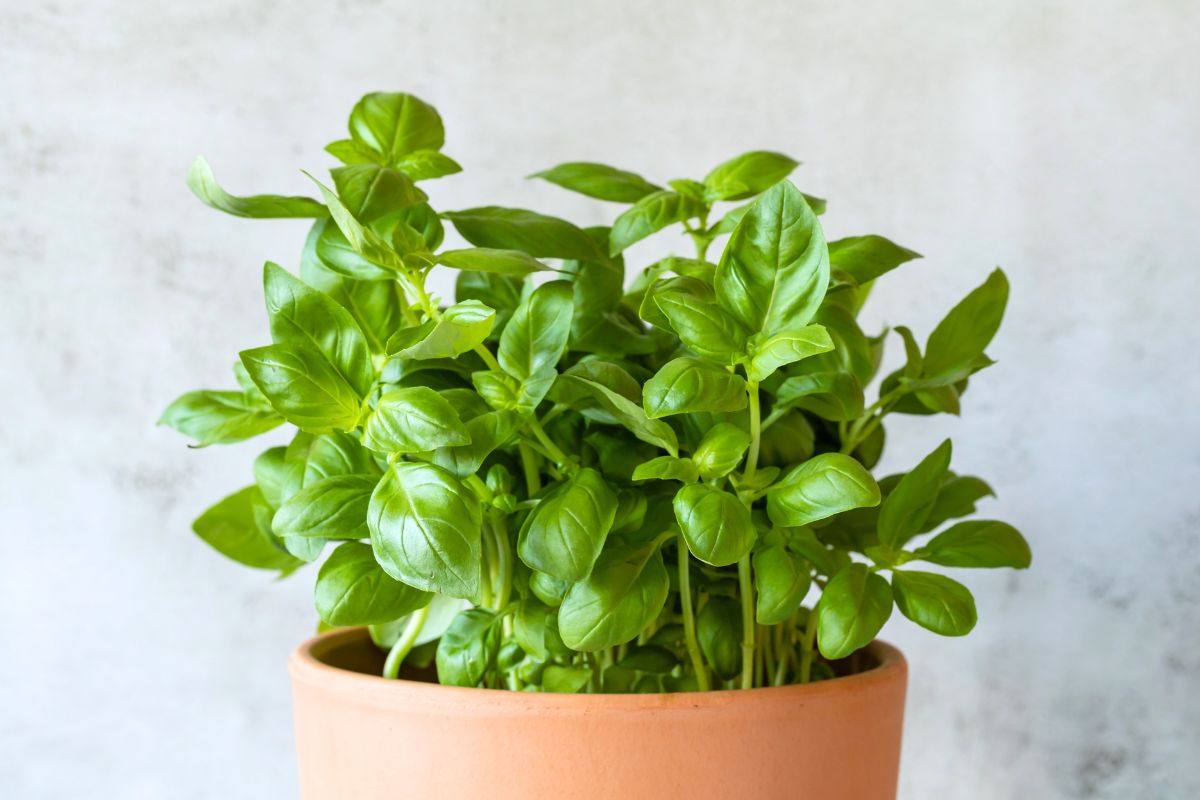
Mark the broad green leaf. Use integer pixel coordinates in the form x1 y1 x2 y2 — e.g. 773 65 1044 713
325 138 383 166
753 544 811 625
193 485 302 572
498 281 574 381
394 149 462 181
314 222 394 281
306 174 407 272
362 387 470 454
757 412 816 467
348 92 445 164
273 475 378 542
877 439 953 550
455 270 524 332
615 645 678 674
653 283 749 363
697 596 742 679
518 468 618 581
513 599 568 660
314 542 431 626
774 370 864 421
388 300 495 360
430 410 518 478
920 520 1031 569
784 525 849 577
263 262 375 396
302 431 381 485
558 540 670 651
703 150 799 202
923 269 1009 383
443 206 605 261
828 235 922 284
471 370 521 412
609 191 705 254
708 192 827 237
530 570 570 607
895 325 924 379
673 484 755 567
921 475 994 532
436 608 499 687
437 248 550 276
715 180 830 336
239 343 363 433
370 594 470 649
817 563 893 659
368 461 482 600
551 374 678 455
631 456 699 484
692 423 751 480
159 390 281 446
766 453 881 527
643 357 747 418
891 571 977 636
330 164 426 223
530 162 661 202
746 324 834 382
253 446 290 507
543 665 593 693
186 156 326 218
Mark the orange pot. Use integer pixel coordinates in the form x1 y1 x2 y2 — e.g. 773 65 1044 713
289 628 907 799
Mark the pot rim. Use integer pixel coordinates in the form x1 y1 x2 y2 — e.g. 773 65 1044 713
289 626 906 711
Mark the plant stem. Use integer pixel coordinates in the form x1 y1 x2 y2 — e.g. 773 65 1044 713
518 443 541 495
383 604 431 680
676 534 711 691
737 555 755 689
744 380 761 482
528 415 574 470
799 610 817 684
491 514 512 611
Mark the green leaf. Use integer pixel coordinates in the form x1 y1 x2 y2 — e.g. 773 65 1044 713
691 423 751 480
443 206 604 261
239 343 363 433
272 475 378 542
302 431 381 485
703 150 799 202
388 300 495 360
325 138 383 166
348 92 445 164
436 607 499 687
313 223 394 281
367 461 483 600
920 521 1031 569
456 270 523 332
329 165 426 224
551 374 678 455
766 453 881 527
714 180 830 336
817 563 893 659
314 542 431 626
643 357 747 418
609 191 705 254
518 468 618 581
923 269 1009 383
697 596 742 679
394 149 462 181
558 540 670 651
753 544 811 625
193 485 302 572
263 262 375 396
877 439 953 550
430 410 519 478
306 174 407 273
543 665 593 693
498 281 574 381
921 475 994 531
530 162 661 202
631 456 699 484
746 324 834 382
437 248 550 276
774 370 864 421
891 571 977 636
673 484 755 567
653 282 749 363
159 390 281 446
828 235 922 284
362 387 471 454
615 645 678 674
471 370 522 412
186 156 326 218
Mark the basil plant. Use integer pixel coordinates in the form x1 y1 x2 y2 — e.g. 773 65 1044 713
162 92 1030 692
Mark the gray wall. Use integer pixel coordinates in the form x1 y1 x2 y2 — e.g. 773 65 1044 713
3 1 1197 797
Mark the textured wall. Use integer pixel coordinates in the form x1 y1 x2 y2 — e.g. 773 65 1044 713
3 1 1197 797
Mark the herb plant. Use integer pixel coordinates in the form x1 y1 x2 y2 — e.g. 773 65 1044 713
162 92 1031 692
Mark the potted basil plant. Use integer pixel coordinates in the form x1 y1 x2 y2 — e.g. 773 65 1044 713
162 91 1030 799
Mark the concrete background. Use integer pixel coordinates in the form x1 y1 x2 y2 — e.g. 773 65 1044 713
3 1 1198 797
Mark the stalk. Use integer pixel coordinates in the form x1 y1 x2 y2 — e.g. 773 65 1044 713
383 604 431 679
676 534 711 691
736 379 763 688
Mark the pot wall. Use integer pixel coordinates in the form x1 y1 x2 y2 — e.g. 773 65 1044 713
290 628 907 800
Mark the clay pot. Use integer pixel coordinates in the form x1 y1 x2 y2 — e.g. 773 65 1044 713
289 627 907 799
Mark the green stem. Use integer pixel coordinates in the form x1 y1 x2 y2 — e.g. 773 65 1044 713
744 380 762 482
799 610 817 684
491 514 512 611
518 443 541 495
528 415 574 470
676 534 711 691
737 555 755 689
383 604 431 679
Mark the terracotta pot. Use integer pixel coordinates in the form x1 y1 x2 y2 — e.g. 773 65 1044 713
289 627 907 799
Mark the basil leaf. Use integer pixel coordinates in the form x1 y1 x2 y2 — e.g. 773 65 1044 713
431 410 518 478
437 248 550 276
388 300 495 360
920 520 1031 569
615 645 678 674
368 461 483 600
456 270 524 333
877 439 953 550
543 665 593 693
253 446 290 507
753 544 811 625
692 423 751 480
302 431 381 485
766 453 880 527
498 281 574 382
653 283 749 363
313 223 394 281
552 374 679 455
193 485 302 573
643 357 748 419
530 162 661 202
673 484 755 567
314 541 431 626
518 468 618 581
923 269 1009 384
443 206 604 261
610 191 705 255
436 608 499 687
330 165 426 224
816 563 893 659
746 324 834 382
307 175 407 273
920 475 994 532
348 92 445 164
774 370 864 421
697 596 742 679
558 540 670 651
393 149 462 181
891 571 977 636
631 456 700 484
324 138 383 166
715 180 829 337
273 475 378 542
703 151 799 202
186 156 326 218
159 390 281 446
362 387 471 454
828 235 922 285
239 343 363 433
